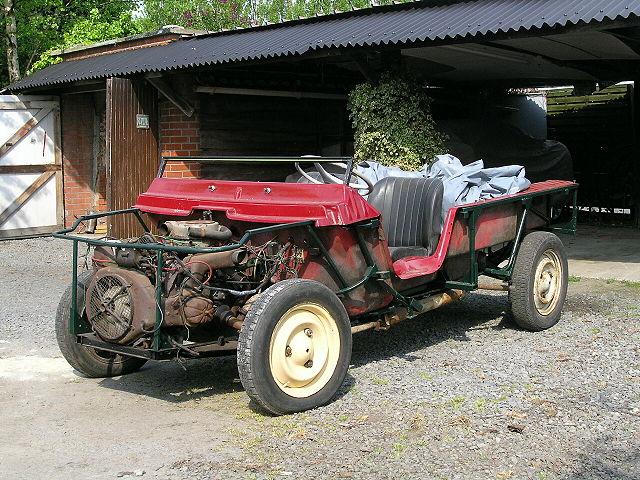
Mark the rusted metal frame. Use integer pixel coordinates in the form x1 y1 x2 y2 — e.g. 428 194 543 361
304 224 349 289
79 334 162 360
336 220 425 320
61 210 313 348
334 221 378 295
378 280 425 314
352 289 467 334
445 185 579 289
54 209 312 255
445 209 480 291
483 207 529 280
79 334 237 359
310 219 419 311
151 250 168 352
352 221 425 313
335 265 376 295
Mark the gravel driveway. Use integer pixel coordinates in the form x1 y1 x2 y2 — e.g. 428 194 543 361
0 237 638 480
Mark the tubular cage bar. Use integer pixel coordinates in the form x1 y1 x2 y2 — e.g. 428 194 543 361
53 209 396 359
445 183 579 290
53 183 578 359
157 156 356 184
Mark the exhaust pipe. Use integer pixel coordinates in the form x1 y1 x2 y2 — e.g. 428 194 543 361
351 289 466 334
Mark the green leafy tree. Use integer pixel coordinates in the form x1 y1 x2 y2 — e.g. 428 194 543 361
0 0 139 83
136 0 253 31
30 7 140 73
348 72 446 170
4 0 418 84
135 0 414 31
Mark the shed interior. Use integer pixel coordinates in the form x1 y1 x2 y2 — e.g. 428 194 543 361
10 2 640 234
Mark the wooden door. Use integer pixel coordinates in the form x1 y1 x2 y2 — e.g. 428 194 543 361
106 77 158 238
0 95 62 238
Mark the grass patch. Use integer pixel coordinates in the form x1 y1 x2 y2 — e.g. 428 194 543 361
605 279 640 288
472 398 488 411
568 275 581 282
443 397 467 410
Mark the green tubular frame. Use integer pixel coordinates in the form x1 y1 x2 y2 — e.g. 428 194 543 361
444 184 579 291
56 183 578 356
55 210 415 356
56 210 317 355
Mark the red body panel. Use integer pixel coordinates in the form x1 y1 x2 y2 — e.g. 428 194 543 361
136 177 574 283
392 180 576 280
135 178 380 227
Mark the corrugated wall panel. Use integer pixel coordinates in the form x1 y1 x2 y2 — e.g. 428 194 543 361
106 77 158 238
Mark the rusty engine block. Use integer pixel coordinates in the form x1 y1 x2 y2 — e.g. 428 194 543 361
86 220 301 346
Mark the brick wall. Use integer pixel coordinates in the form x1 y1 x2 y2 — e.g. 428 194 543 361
159 100 201 178
61 94 106 227
60 97 201 228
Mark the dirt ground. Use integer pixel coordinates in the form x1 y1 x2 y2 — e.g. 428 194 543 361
0 238 638 480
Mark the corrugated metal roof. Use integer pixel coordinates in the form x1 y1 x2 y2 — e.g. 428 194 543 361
8 0 640 91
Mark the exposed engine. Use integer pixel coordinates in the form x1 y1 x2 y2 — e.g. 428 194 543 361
85 219 304 346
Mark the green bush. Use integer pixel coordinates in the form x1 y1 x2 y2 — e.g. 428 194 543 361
347 72 446 170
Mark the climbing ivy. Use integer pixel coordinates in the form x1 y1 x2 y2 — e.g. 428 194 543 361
347 72 446 170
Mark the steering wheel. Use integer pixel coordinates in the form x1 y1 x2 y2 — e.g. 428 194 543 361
295 162 374 195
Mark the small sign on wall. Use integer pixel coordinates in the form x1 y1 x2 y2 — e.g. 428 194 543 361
136 114 150 129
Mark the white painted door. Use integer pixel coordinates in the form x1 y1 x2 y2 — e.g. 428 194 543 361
0 95 62 238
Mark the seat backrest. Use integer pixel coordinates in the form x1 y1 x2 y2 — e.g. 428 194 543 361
367 176 444 255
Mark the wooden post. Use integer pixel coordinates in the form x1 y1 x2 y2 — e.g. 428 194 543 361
632 81 640 228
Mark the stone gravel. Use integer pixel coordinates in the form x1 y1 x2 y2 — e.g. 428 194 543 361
0 237 638 480
0 237 72 356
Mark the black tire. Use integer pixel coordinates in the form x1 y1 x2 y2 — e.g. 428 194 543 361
237 279 352 415
56 270 147 377
509 231 568 331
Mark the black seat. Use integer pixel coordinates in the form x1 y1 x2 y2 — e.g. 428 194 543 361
367 176 444 262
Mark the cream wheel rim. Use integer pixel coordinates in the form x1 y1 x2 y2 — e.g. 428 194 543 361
533 249 563 315
269 303 340 398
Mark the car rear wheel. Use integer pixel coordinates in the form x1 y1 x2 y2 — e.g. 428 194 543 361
56 270 147 377
237 279 352 415
509 231 568 331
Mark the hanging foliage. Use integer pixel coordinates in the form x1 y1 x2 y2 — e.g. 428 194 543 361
347 72 446 170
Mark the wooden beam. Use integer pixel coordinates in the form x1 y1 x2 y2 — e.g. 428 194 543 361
0 224 59 238
349 54 378 84
145 76 195 117
0 101 58 110
0 170 55 227
53 100 64 228
195 86 347 100
0 164 59 174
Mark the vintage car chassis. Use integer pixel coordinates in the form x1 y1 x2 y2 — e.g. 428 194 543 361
54 157 578 363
